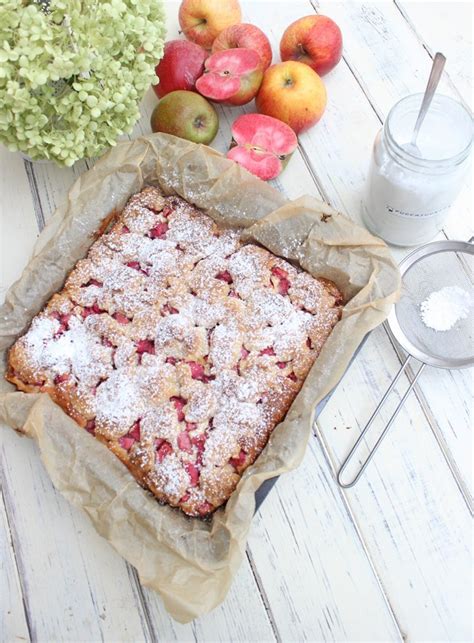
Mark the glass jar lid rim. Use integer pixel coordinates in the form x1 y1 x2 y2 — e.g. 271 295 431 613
385 93 473 166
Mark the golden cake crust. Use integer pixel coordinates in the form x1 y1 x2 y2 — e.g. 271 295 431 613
7 186 342 517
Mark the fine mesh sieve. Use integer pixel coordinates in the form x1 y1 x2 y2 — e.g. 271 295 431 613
337 239 474 488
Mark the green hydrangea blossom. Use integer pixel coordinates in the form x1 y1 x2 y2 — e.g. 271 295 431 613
0 0 166 166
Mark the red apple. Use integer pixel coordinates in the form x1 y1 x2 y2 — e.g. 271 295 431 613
227 113 297 181
153 40 207 98
196 49 263 106
211 23 273 71
280 15 342 76
255 61 326 134
179 0 242 49
150 90 219 145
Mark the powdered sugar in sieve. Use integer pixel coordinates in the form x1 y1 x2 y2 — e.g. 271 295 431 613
420 286 471 331
338 238 473 489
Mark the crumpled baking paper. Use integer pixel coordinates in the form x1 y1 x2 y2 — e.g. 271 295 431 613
0 134 400 622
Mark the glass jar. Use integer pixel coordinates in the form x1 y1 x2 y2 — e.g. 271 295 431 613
363 93 472 246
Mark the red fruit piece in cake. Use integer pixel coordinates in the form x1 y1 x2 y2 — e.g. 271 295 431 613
112 312 130 325
287 372 298 382
259 346 275 356
156 441 173 463
52 312 71 334
177 431 192 453
240 346 250 359
119 436 135 451
215 270 233 283
54 373 70 385
188 361 205 381
126 261 148 275
227 113 298 181
229 449 247 469
276 361 287 369
161 303 179 315
136 339 155 355
192 436 206 465
196 49 263 106
197 501 213 515
171 396 187 421
129 421 141 441
85 419 96 435
83 278 102 287
162 205 174 218
180 493 191 503
82 303 103 318
191 434 206 451
148 222 169 239
271 266 291 295
186 422 198 432
186 462 200 487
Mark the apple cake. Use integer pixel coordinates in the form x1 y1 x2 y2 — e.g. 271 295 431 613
7 186 342 517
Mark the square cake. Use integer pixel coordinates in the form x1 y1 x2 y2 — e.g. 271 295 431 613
7 186 342 517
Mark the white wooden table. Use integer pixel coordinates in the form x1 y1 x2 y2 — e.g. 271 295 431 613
1 2 472 641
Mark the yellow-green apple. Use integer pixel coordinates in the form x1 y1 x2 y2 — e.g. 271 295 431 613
227 113 297 180
178 0 242 49
196 49 263 106
153 40 207 98
150 90 219 144
255 61 326 133
280 15 342 76
211 23 273 70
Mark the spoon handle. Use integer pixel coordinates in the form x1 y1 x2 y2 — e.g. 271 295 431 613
411 52 446 145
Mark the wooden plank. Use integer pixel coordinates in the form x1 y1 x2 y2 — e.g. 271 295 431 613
140 563 278 642
0 493 30 643
310 0 473 498
315 325 473 641
246 442 403 642
25 160 89 228
394 0 473 106
0 428 153 642
0 154 39 298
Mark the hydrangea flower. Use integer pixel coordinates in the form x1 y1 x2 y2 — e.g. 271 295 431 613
0 0 166 166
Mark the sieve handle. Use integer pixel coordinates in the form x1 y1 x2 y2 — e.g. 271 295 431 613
337 356 426 488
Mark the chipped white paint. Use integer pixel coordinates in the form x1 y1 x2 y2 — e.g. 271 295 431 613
0 2 472 642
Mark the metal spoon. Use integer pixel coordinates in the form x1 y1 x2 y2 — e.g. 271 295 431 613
404 52 446 156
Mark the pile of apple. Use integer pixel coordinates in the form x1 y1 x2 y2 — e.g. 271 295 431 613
150 0 342 181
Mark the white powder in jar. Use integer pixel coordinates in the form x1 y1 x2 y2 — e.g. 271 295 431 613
420 286 471 331
363 95 472 247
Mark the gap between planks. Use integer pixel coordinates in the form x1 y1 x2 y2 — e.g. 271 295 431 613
245 548 281 643
1 485 33 642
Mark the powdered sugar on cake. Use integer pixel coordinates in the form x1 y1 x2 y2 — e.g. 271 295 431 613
7 186 342 517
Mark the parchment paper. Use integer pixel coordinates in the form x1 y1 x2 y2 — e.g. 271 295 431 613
0 133 400 623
